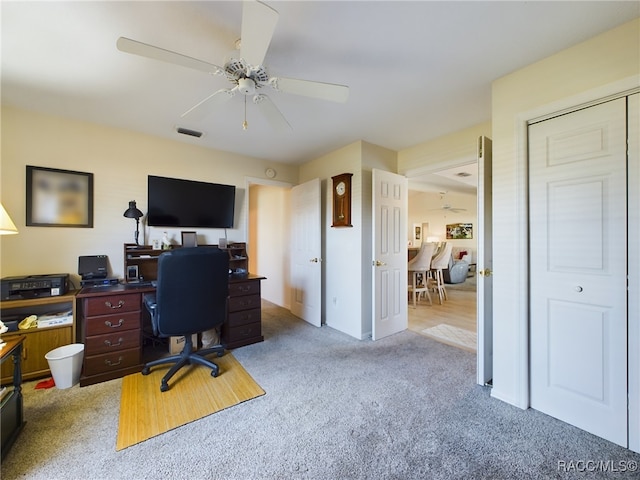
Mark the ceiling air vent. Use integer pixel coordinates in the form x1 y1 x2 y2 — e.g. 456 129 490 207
455 172 472 178
176 127 203 138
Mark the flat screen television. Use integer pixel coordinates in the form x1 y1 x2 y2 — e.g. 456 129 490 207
147 175 235 228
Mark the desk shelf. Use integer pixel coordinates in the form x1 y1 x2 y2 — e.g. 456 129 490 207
124 243 250 281
0 291 77 384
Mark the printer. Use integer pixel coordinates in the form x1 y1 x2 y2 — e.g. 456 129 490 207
1 273 69 300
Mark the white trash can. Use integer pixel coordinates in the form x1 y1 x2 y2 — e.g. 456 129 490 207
45 343 84 389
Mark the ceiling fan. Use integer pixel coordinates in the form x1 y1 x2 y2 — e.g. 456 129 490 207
116 0 349 131
430 192 467 214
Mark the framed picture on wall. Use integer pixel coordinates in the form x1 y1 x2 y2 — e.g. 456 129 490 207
413 224 422 241
446 223 473 239
26 165 94 227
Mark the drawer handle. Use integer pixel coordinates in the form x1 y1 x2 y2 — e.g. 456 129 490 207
104 356 123 367
239 286 252 293
104 338 123 347
104 319 125 328
105 300 125 309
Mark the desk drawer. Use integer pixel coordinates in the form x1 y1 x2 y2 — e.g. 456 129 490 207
228 308 261 327
85 311 140 336
84 294 140 316
84 330 140 355
229 281 261 297
228 294 261 313
224 322 262 344
83 347 140 377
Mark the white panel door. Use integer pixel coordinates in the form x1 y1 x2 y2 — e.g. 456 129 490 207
372 169 407 340
529 98 627 446
290 178 322 327
476 136 493 386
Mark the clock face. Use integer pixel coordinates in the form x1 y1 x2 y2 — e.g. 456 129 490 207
336 181 346 196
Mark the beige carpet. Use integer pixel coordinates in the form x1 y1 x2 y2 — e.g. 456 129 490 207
421 324 477 351
117 353 265 450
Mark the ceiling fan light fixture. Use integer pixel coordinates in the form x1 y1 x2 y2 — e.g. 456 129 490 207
238 77 256 95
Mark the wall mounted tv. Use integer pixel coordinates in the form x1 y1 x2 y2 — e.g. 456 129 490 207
147 175 235 228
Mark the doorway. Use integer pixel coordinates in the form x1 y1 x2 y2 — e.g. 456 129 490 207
246 178 292 309
406 164 480 352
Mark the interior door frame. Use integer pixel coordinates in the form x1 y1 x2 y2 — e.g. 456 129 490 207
513 77 639 451
244 176 294 306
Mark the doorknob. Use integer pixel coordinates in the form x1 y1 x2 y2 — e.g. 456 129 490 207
373 260 386 266
309 258 322 263
479 268 492 277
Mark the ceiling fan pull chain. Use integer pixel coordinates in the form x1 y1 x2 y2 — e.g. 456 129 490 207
243 95 248 130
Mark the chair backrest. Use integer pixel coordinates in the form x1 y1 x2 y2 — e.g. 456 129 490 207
408 242 436 271
431 242 453 270
154 247 229 337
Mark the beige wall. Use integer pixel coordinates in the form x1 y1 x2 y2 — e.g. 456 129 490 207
300 141 364 338
0 106 298 287
408 190 477 259
491 18 640 407
398 121 491 174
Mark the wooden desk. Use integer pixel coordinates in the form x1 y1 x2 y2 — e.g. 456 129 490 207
1 336 26 460
76 274 265 386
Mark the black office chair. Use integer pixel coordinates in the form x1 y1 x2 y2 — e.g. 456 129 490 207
141 246 229 392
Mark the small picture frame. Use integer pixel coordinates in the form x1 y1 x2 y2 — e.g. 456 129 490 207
181 231 198 248
126 265 139 282
152 239 161 250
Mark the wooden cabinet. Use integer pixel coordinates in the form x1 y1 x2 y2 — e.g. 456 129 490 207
76 286 150 386
223 276 264 349
0 292 76 384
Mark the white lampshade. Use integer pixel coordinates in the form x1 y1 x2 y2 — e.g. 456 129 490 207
0 204 18 235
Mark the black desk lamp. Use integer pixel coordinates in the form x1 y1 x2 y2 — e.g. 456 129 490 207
123 200 143 245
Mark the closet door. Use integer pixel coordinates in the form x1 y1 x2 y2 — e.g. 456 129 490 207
529 98 627 446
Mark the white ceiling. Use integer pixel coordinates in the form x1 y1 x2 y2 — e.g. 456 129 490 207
2 1 638 182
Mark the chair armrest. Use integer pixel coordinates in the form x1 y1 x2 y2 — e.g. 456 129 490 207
143 293 157 313
143 293 159 336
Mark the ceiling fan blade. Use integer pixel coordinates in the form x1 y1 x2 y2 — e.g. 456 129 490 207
253 94 291 132
117 37 223 75
272 77 349 103
181 88 237 120
240 0 279 67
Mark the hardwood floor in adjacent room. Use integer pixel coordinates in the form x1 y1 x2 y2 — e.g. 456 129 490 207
408 282 477 349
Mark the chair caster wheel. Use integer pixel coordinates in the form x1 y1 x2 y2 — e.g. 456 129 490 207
211 370 218 378
142 367 150 375
160 382 169 392
216 351 224 357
